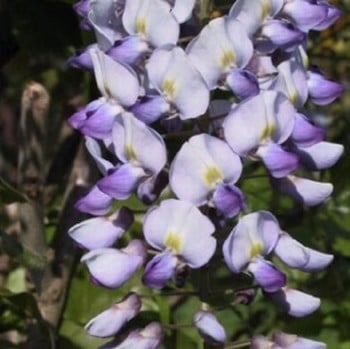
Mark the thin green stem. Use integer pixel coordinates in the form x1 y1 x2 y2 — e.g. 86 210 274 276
225 340 251 349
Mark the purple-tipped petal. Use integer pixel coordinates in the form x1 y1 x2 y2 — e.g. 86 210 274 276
68 207 133 250
275 231 333 272
212 183 246 218
296 141 344 170
291 113 325 148
85 293 141 338
260 20 305 49
226 68 259 99
222 211 280 273
193 311 227 344
268 287 320 317
256 142 299 178
273 175 333 206
67 44 95 70
314 5 342 30
98 164 146 200
74 185 113 216
81 244 145 289
129 96 170 124
107 36 149 66
282 0 327 32
248 257 287 292
80 102 122 139
74 0 90 17
307 67 345 105
142 252 177 289
68 99 104 130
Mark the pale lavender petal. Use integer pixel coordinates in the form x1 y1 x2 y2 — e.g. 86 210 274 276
147 47 209 119
85 137 114 175
275 231 333 272
296 141 344 170
226 68 259 99
98 164 146 200
143 199 216 268
129 96 170 124
122 0 179 47
256 142 299 178
268 288 320 317
288 337 326 349
273 176 333 206
223 211 280 273
187 17 253 89
193 311 227 344
85 293 141 338
248 257 287 292
291 113 325 148
282 0 327 32
107 35 148 66
90 48 140 106
74 0 90 17
112 112 167 174
88 0 124 51
142 252 177 289
224 91 295 156
171 0 196 23
169 134 242 205
74 185 113 216
307 67 345 105
81 247 143 289
212 183 246 218
251 335 274 349
270 58 308 108
68 207 133 250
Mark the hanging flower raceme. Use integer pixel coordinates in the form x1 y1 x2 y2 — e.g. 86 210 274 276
67 0 344 346
169 134 245 218
142 199 216 289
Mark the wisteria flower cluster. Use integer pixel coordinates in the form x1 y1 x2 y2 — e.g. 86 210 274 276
67 0 344 348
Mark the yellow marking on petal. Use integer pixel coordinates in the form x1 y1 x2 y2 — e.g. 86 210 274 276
260 123 276 141
249 242 263 259
204 166 223 188
289 92 298 106
136 17 147 35
162 78 177 99
104 84 112 99
261 0 272 20
125 144 138 162
164 232 182 254
219 50 235 70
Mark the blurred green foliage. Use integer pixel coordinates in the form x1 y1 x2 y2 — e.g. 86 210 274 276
0 0 350 348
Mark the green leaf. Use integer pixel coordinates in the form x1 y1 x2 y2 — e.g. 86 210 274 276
0 177 28 204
